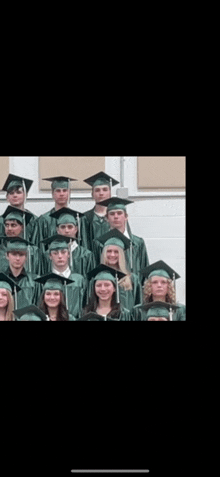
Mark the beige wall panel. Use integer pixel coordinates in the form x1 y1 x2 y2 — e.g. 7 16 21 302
0 157 10 189
137 156 186 189
39 156 105 190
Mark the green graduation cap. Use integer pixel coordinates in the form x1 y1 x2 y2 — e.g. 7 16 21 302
35 273 75 311
0 272 21 309
140 260 180 282
140 301 179 321
2 206 33 242
50 207 84 226
97 196 134 211
1 174 33 194
14 305 47 321
4 236 33 251
97 228 131 251
41 234 72 252
77 312 118 321
87 264 126 304
42 176 78 190
84 171 119 189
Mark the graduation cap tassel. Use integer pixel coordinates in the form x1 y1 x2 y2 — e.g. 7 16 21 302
169 306 173 322
69 241 73 269
14 286 17 310
22 179 27 206
130 242 133 272
68 179 71 206
77 213 81 243
64 280 69 311
110 178 112 195
23 212 26 241
28 245 32 273
116 272 120 304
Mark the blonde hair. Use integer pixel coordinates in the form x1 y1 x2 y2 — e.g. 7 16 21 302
143 277 176 304
2 290 15 321
101 245 133 291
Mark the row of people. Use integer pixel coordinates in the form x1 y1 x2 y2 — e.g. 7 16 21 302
0 172 185 321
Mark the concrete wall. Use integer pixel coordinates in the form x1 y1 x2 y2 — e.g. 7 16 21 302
0 156 185 304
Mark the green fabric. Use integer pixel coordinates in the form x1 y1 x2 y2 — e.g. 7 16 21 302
57 214 77 225
52 180 69 189
43 278 64 291
19 313 42 321
0 242 43 275
94 272 117 283
104 237 125 249
4 211 23 223
42 244 96 277
5 270 41 308
0 281 12 292
6 241 28 252
132 303 186 321
48 240 69 253
146 307 169 319
93 178 111 187
148 269 170 279
81 208 110 251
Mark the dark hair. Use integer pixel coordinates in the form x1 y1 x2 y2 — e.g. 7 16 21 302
38 290 70 321
82 282 121 319
7 186 24 195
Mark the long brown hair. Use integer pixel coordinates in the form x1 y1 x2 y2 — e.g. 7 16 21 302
2 290 15 321
38 290 70 321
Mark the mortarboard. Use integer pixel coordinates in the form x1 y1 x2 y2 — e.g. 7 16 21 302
83 171 119 190
35 273 75 311
97 196 134 211
50 207 84 244
97 228 131 251
41 234 72 252
1 174 33 194
14 305 47 321
77 312 118 321
140 301 179 321
0 272 21 309
140 260 180 292
2 205 33 242
4 236 34 273
42 176 77 190
87 264 126 304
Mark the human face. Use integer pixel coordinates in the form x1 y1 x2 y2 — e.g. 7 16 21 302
52 188 70 207
107 209 128 233
0 289 8 309
7 251 27 269
5 220 23 237
92 185 111 204
95 280 115 301
44 290 61 308
151 276 169 301
50 249 69 269
106 246 120 267
57 224 78 238
7 187 25 208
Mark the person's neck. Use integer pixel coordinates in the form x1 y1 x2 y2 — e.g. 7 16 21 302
9 264 23 277
94 204 107 215
47 307 58 321
153 296 166 302
53 264 69 273
97 298 112 311
55 203 68 211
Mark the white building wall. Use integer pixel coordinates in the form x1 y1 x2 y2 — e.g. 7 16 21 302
0 156 185 305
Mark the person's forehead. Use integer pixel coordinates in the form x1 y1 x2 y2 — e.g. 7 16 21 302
5 219 21 225
106 245 120 250
108 208 124 213
8 186 23 193
95 280 114 285
53 188 68 192
58 223 76 227
151 275 168 281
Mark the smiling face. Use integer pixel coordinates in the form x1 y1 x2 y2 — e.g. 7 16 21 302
106 245 120 267
95 280 115 302
44 290 61 308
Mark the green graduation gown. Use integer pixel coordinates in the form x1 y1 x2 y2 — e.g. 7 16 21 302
79 307 132 321
81 208 110 251
5 267 41 308
132 302 186 321
41 243 96 277
0 241 42 276
48 271 87 320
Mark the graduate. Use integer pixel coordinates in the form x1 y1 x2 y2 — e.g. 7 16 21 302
45 207 96 276
0 206 42 275
40 235 87 319
81 264 132 321
95 197 150 284
1 174 38 244
35 274 76 321
2 238 41 309
0 273 21 321
14 304 48 321
132 260 186 321
81 171 119 251
96 228 142 310
32 176 78 248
